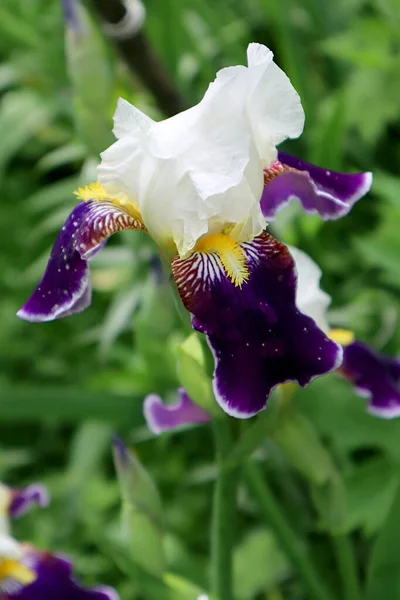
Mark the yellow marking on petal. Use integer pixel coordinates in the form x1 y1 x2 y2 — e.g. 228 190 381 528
329 328 355 346
195 233 250 288
74 182 109 202
0 559 36 586
74 182 144 225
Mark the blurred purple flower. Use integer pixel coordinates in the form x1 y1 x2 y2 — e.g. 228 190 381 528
9 485 50 519
341 341 400 419
144 389 211 434
0 483 120 600
1 552 119 600
62 0 81 31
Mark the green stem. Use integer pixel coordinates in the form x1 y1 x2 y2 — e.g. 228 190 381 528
332 534 361 600
243 460 335 600
211 418 237 600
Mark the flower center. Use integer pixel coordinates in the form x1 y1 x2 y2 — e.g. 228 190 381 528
194 233 250 288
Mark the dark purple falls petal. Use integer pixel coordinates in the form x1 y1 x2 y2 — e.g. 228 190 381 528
9 484 50 519
341 341 400 418
260 152 372 221
17 200 144 322
144 389 211 434
172 233 342 418
6 553 119 600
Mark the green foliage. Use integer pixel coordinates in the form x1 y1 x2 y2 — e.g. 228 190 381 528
366 481 400 600
113 438 165 578
1 0 400 598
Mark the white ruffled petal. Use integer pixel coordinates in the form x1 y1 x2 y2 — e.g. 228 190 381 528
98 43 304 256
245 43 304 163
112 97 153 139
289 246 331 332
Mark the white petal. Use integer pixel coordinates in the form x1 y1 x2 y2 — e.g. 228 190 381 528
98 43 304 256
289 246 331 332
0 534 23 560
112 97 153 139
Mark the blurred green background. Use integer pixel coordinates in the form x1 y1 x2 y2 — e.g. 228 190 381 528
1 0 400 598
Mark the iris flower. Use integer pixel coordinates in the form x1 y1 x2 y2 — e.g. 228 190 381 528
18 44 372 418
144 247 400 433
144 389 212 434
0 483 119 600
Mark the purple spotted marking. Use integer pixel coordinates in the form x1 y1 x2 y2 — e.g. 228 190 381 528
172 232 342 418
144 389 211 434
260 152 373 221
9 484 50 519
341 341 400 418
2 552 120 600
17 200 144 322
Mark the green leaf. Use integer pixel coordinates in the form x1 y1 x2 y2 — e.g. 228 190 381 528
113 437 165 578
64 1 114 155
57 421 113 539
296 376 400 464
342 458 398 535
177 333 220 416
225 393 281 469
366 479 400 600
272 405 347 532
0 91 51 177
272 407 335 486
98 285 141 358
233 529 290 598
0 384 144 424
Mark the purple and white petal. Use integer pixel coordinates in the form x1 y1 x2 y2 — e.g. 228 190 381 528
17 200 144 323
341 341 400 418
144 389 211 434
260 153 372 221
4 552 120 600
172 232 342 418
9 485 50 519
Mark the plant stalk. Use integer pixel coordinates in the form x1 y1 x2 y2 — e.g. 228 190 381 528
243 460 335 600
332 534 361 600
211 418 237 600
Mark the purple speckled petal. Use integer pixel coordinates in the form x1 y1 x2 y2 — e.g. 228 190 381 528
144 389 211 434
172 233 342 418
341 341 400 418
261 152 372 221
17 200 144 322
9 484 50 519
5 552 120 600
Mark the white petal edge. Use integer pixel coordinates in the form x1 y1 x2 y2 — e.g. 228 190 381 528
288 245 331 332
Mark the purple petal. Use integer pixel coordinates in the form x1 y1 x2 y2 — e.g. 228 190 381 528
6 552 120 600
143 389 212 434
111 435 130 469
9 485 50 519
172 233 342 418
62 0 81 31
341 341 400 418
261 153 372 221
17 200 144 322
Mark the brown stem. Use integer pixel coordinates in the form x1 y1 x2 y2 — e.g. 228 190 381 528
88 0 187 116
